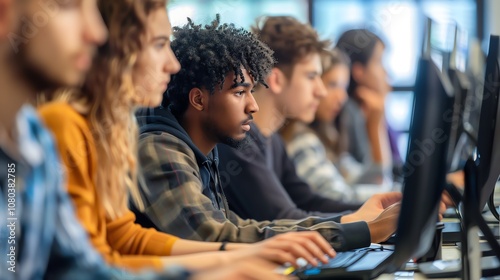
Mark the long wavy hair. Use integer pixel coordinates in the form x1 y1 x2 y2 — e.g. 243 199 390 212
60 0 167 219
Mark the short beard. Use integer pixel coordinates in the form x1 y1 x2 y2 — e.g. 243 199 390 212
220 135 251 150
203 113 251 150
9 40 66 95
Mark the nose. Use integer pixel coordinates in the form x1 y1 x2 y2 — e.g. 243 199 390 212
246 92 259 114
83 3 108 46
164 47 181 75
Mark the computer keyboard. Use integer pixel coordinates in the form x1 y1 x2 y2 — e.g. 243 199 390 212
322 249 370 268
294 246 395 279
298 247 373 273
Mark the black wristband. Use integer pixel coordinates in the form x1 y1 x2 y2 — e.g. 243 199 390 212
219 241 228 251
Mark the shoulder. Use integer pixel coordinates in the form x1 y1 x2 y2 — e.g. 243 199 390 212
38 102 95 159
286 126 324 156
38 101 89 135
292 123 316 140
138 131 197 164
285 123 320 146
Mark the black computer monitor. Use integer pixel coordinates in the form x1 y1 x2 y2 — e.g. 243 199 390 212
462 39 486 143
459 36 500 278
450 38 485 173
388 18 455 271
447 25 471 171
294 19 459 279
475 35 500 211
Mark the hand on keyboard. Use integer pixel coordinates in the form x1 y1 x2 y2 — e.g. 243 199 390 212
252 231 336 267
302 247 373 270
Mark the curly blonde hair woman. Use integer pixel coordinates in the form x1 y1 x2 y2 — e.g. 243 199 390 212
38 0 335 275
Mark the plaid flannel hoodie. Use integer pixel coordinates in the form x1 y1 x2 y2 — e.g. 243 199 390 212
134 107 370 251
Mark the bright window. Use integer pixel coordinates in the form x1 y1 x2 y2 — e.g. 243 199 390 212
168 0 308 29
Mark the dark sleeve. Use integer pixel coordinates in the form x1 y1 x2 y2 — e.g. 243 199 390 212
275 135 362 213
218 142 346 222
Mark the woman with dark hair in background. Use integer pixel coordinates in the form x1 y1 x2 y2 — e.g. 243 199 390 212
335 29 402 186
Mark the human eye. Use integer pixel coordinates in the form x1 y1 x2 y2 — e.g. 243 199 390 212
59 0 81 9
155 41 167 50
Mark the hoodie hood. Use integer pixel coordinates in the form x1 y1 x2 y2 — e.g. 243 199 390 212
136 106 218 166
136 106 229 217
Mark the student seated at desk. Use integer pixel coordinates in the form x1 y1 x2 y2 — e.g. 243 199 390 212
39 2 334 277
280 48 392 203
0 0 185 279
216 16 401 223
134 14 401 251
335 29 402 184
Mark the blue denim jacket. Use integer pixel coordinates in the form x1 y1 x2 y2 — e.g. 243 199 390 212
0 105 190 280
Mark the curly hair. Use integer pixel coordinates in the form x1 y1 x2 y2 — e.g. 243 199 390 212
251 16 330 78
165 14 275 116
57 0 167 219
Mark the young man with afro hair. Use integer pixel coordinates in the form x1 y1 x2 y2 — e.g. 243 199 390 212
216 16 404 224
215 15 404 241
134 15 400 252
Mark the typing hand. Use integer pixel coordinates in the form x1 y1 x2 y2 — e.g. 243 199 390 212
341 192 402 223
251 231 336 268
367 202 401 243
190 258 296 280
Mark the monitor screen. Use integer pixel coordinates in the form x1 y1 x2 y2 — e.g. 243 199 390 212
423 18 455 73
389 52 455 270
476 35 500 210
453 26 469 73
446 24 471 171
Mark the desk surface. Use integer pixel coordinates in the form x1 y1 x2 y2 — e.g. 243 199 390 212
376 246 461 280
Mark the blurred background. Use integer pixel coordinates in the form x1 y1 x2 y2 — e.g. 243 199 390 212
167 0 499 161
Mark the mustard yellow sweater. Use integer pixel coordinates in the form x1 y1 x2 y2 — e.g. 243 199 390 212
39 102 178 271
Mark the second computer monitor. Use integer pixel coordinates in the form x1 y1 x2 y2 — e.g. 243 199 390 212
388 18 455 270
475 35 500 211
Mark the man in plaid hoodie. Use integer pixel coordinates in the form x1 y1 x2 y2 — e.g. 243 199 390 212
134 16 401 251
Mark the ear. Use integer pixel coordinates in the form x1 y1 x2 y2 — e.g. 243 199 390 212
351 62 365 84
0 0 15 40
267 68 288 95
188 88 205 112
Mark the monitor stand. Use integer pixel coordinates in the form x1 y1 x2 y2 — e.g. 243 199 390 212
461 159 500 279
419 161 500 279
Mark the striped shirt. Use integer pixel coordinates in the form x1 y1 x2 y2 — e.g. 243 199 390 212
285 123 393 203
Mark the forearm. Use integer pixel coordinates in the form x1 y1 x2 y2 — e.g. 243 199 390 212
161 251 245 271
170 239 251 256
